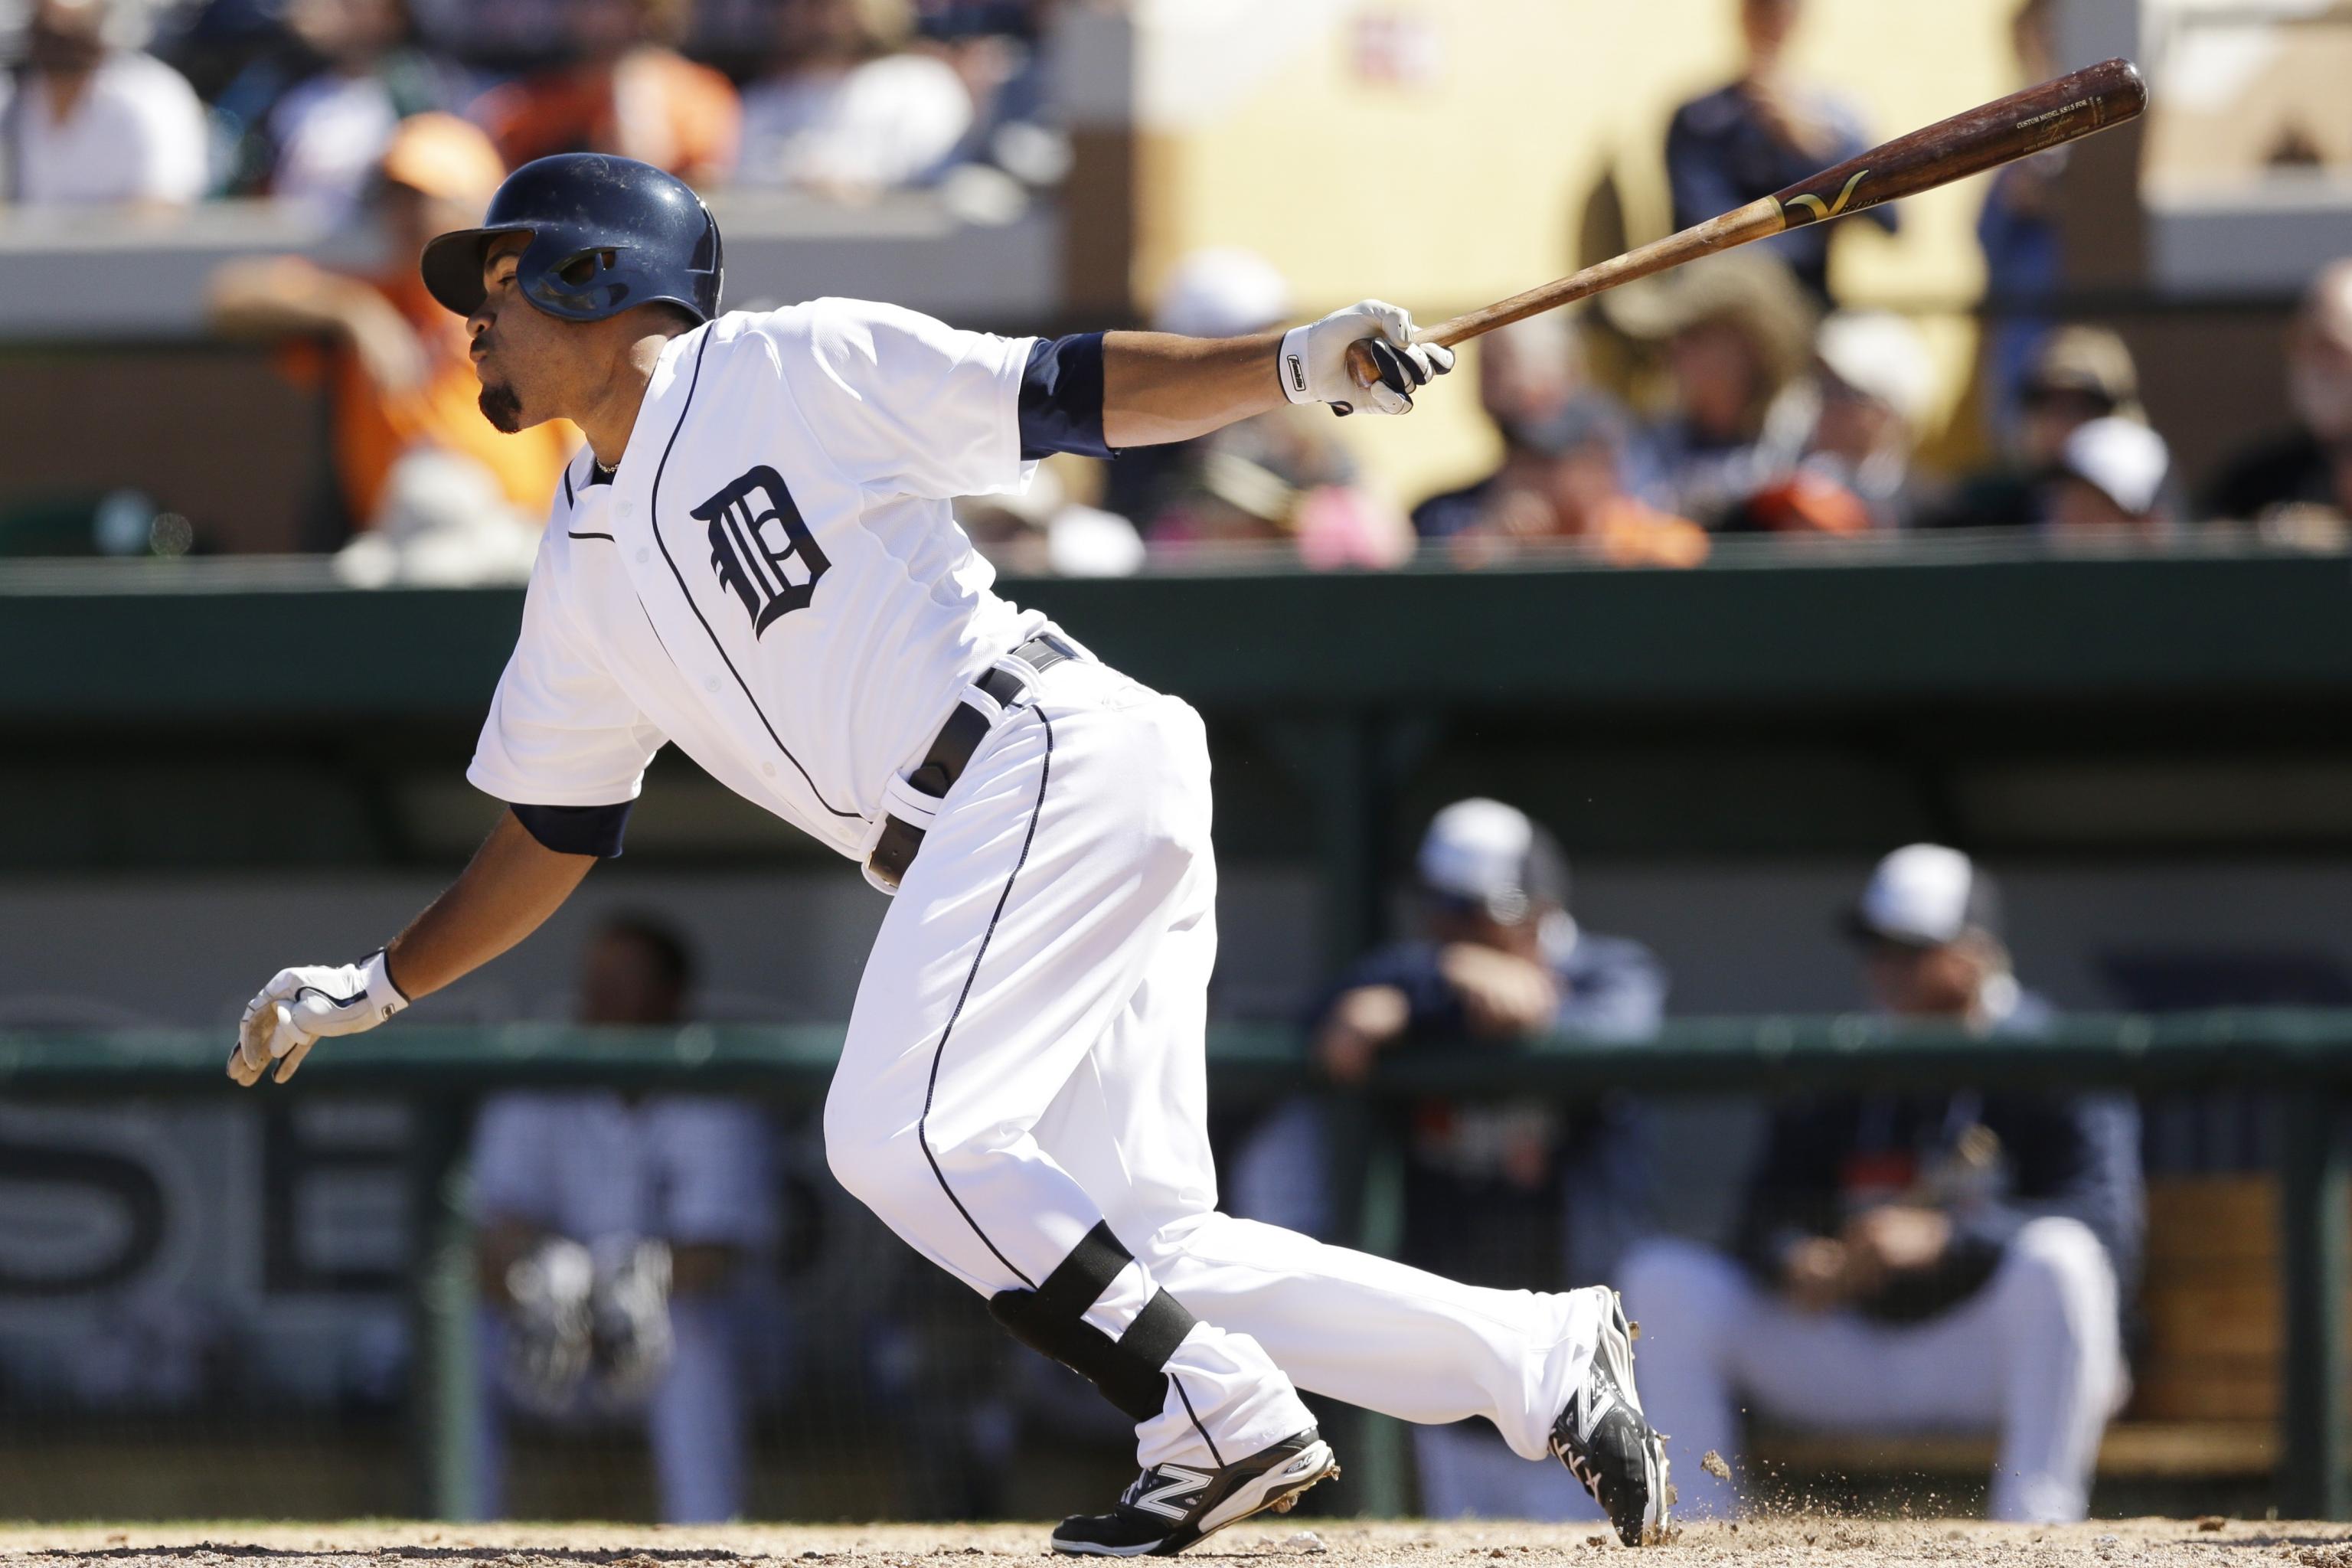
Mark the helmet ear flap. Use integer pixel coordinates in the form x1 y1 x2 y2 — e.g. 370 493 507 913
689 207 724 318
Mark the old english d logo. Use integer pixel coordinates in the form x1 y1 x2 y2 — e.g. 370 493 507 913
694 466 831 635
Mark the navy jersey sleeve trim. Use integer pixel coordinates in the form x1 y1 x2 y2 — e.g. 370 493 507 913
509 801 634 858
1018 333 1113 461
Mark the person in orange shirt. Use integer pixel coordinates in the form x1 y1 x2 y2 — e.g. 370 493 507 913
1421 397 1711 570
208 113 577 553
472 0 738 188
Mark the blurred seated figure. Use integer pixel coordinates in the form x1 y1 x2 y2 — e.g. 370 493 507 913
1230 799 1664 1521
2043 416 2172 539
475 0 738 188
916 0 1070 191
1415 397 1710 568
252 0 456 214
1 0 207 207
1665 0 1896 304
1472 312 1590 450
2203 261 2352 534
1728 310 1936 535
1111 249 1413 569
1606 253 1817 528
1622 845 2141 1524
207 116 573 573
1930 326 2141 531
953 461 1144 578
736 0 973 195
471 915 778 1523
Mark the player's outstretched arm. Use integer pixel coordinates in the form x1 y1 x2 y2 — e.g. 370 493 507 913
1099 301 1454 448
227 809 598 1087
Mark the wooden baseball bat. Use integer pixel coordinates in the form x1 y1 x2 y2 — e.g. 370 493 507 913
1346 57 2148 388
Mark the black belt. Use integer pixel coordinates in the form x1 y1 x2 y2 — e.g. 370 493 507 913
867 633 1079 892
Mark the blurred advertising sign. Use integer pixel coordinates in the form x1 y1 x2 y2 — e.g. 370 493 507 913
0 1102 413 1411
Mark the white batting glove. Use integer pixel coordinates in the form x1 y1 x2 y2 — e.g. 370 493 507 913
1276 300 1456 416
228 950 408 1086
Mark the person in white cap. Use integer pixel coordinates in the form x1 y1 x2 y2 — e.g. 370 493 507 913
2045 415 2172 537
1230 799 1667 1521
1620 844 2142 1524
1803 311 1936 528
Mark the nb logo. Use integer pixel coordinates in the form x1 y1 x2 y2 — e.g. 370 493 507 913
694 466 831 636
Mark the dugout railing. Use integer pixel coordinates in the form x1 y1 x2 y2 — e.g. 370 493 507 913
4 1011 2349 1521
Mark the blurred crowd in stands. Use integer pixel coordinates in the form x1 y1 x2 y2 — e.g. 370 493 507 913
0 0 1059 211
4 0 2350 574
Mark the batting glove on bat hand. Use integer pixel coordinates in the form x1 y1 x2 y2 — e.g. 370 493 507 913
1277 300 1456 416
229 949 408 1086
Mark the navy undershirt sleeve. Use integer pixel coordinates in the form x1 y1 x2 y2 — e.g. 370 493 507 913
1018 332 1113 460
508 801 634 858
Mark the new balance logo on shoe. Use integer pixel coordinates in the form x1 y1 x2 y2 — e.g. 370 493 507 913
1129 1467 1212 1521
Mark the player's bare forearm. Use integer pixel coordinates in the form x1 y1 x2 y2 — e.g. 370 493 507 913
384 808 597 1000
1099 329 1287 448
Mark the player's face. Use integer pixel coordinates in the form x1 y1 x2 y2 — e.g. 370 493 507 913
580 929 685 1025
469 233 600 434
1864 939 1983 1019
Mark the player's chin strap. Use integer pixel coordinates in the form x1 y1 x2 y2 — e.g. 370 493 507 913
989 1221 1197 1422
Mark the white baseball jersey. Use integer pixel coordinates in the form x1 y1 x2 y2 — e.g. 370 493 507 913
466 299 1054 862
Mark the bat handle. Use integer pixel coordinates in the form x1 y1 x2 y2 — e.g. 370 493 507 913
1344 335 1390 391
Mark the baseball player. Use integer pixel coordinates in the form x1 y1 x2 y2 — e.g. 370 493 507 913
227 153 1669 1552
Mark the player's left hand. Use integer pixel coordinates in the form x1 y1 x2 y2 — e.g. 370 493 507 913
228 951 409 1086
1278 301 1456 416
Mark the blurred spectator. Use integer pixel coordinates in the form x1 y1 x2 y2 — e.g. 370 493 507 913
915 0 1068 190
471 915 779 1523
1977 0 2068 443
1473 312 1588 447
1930 325 2143 531
206 114 571 573
1607 253 1818 528
2044 416 2172 538
474 0 738 188
249 0 458 214
1623 844 2141 1524
1664 0 1896 303
954 460 1145 577
1729 310 1936 534
2203 260 2352 531
1415 396 1710 567
735 0 973 195
1 0 207 207
1112 249 1412 569
1231 799 1664 1521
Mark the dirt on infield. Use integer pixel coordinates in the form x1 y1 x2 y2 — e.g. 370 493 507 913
1 1518 2347 1568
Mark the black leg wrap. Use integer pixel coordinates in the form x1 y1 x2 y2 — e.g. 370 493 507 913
988 1222 1199 1423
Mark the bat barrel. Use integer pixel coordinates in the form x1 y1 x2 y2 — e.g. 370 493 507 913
1769 57 2147 230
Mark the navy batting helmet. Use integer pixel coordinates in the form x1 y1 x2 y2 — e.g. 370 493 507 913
420 153 724 325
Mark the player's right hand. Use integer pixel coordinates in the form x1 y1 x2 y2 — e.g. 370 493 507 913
1277 301 1455 416
229 951 409 1087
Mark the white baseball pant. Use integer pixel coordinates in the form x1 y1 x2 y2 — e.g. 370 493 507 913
824 658 1604 1472
1620 1220 2126 1524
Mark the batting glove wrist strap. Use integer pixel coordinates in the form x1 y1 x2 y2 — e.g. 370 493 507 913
1276 300 1456 417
